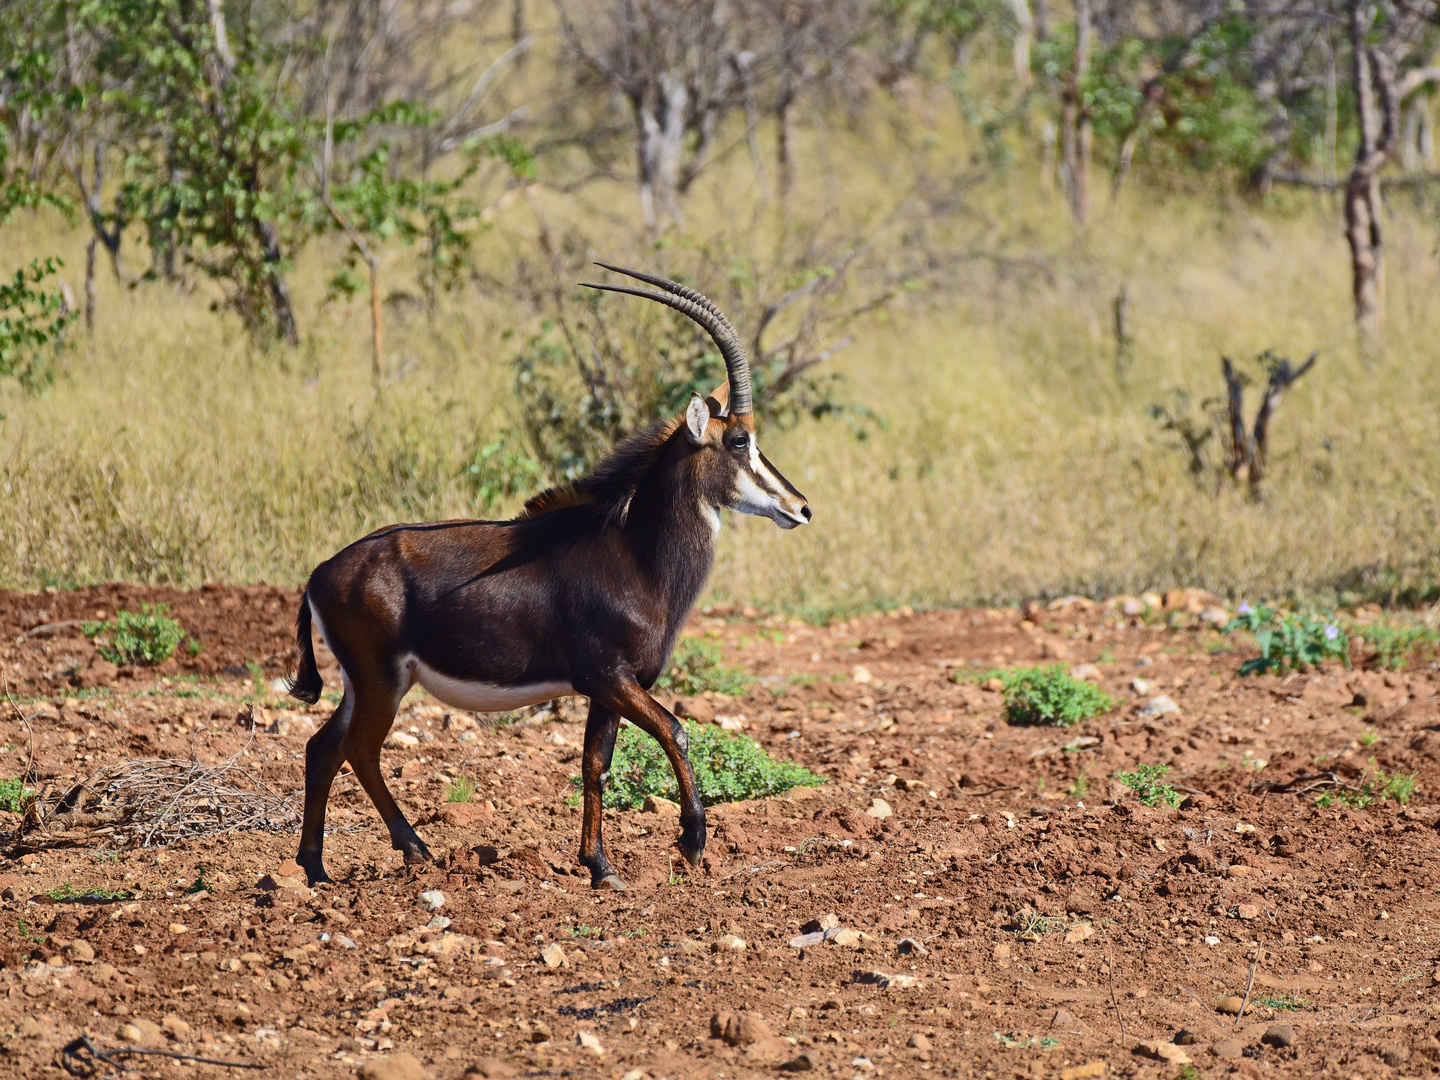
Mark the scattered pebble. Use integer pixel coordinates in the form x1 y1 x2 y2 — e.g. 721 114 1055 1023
1138 694 1180 717
1211 1038 1244 1059
865 798 892 819
576 1030 604 1055
1216 995 1249 1015
359 1053 425 1080
540 943 566 969
419 890 445 910
1261 1025 1296 1048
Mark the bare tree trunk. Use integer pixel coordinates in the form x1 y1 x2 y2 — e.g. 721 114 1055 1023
1222 357 1249 482
734 51 768 202
1061 0 1092 223
1344 1 1398 340
260 222 300 346
776 70 797 209
1034 0 1049 43
84 238 96 332
635 74 687 230
1009 0 1033 94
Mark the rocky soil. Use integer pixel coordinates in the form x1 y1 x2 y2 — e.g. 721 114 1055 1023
0 584 1438 1079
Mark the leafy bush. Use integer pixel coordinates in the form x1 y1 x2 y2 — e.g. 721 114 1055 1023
576 721 823 809
1113 764 1182 808
83 604 189 665
45 883 131 901
992 665 1117 727
0 257 77 392
0 778 33 813
655 638 754 697
1225 603 1349 675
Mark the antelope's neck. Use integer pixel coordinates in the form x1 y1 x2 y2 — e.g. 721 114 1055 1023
625 477 719 629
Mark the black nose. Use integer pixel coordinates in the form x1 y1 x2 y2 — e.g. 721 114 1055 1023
800 504 812 521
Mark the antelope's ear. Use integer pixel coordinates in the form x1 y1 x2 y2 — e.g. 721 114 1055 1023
705 380 730 417
684 392 710 445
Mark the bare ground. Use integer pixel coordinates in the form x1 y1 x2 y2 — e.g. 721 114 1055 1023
0 585 1437 1079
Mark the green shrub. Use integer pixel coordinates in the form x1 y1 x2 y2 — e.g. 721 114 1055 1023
44 883 131 901
83 604 189 665
0 257 78 392
655 638 754 697
1225 603 1349 675
0 778 32 813
1113 764 1182 808
993 665 1117 727
574 721 823 809
446 777 476 803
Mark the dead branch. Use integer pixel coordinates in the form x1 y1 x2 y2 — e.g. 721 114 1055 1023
1222 357 1249 481
1249 350 1318 492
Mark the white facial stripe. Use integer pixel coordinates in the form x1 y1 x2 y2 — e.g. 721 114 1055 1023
749 436 761 472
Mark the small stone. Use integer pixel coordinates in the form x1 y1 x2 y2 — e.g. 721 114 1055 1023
1200 607 1232 627
781 1050 819 1071
359 1054 425 1080
1059 1064 1108 1080
1134 1040 1190 1065
829 928 863 947
1261 1025 1296 1048
420 890 445 910
789 931 826 948
1216 995 1249 1015
122 1018 164 1045
167 923 188 935
576 1030 603 1055
717 933 746 951
896 937 927 956
1211 1038 1244 1059
865 798 892 819
802 913 841 934
1051 1009 1076 1028
1138 695 1180 717
1174 1028 1200 1045
540 943 566 969
642 794 680 816
1070 664 1102 682
161 1014 190 1039
526 1020 552 1043
851 665 873 684
1120 597 1146 616
385 731 419 748
991 941 1012 962
1130 677 1155 695
907 1032 932 1051
1382 1047 1408 1067
464 1060 514 1079
1236 904 1261 920
1226 865 1253 877
65 940 94 962
711 1011 772 1046
1064 923 1095 944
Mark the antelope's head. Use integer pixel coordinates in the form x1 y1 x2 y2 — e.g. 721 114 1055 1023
584 264 812 531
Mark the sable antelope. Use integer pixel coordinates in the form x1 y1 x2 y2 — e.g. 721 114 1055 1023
285 265 811 888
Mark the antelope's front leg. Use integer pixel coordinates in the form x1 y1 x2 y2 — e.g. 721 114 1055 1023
601 680 707 868
578 701 626 890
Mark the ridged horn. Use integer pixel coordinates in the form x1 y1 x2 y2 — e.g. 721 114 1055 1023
581 264 753 417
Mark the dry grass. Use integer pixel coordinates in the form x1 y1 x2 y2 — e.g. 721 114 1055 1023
2 101 1439 615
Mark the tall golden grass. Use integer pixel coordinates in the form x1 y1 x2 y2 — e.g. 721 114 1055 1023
2 100 1438 614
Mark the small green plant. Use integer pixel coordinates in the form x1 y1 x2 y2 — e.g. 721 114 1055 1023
1113 764 1182 808
0 257 78 392
44 883 131 901
16 919 44 944
666 856 685 887
83 605 189 666
655 638 754 697
1067 764 1092 798
1355 623 1440 671
446 777 476 803
186 869 213 893
1255 992 1307 1011
0 778 33 813
1225 603 1349 675
1316 764 1416 808
990 666 1117 727
1358 728 1379 748
573 720 823 809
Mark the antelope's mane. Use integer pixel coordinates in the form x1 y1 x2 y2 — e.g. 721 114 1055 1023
519 417 682 527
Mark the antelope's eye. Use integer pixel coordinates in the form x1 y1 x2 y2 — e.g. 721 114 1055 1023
732 433 749 449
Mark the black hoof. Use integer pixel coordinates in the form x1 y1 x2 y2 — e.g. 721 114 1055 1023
395 834 433 864
298 853 331 886
678 819 706 867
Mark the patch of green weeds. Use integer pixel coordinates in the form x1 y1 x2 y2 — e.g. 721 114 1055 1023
1354 623 1440 671
992 1032 1060 1050
1358 728 1379 747
0 778 33 813
45 883 131 901
186 870 213 894
1013 911 1065 938
1315 763 1416 808
446 777 477 803
1255 993 1308 1011
655 638 754 697
1067 763 1092 798
666 857 685 887
788 674 817 688
1095 647 1116 664
989 666 1117 727
83 604 192 665
1224 603 1349 675
574 721 823 809
16 919 43 944
1113 764 1182 808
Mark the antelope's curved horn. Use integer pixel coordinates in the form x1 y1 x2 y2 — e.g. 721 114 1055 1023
581 266 753 417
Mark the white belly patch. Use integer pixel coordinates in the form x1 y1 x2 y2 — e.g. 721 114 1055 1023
409 657 572 714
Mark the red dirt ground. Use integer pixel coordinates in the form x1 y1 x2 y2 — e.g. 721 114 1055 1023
0 585 1437 1080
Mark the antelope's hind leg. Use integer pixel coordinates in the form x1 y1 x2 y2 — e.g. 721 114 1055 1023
578 700 626 890
297 676 355 885
347 679 432 866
